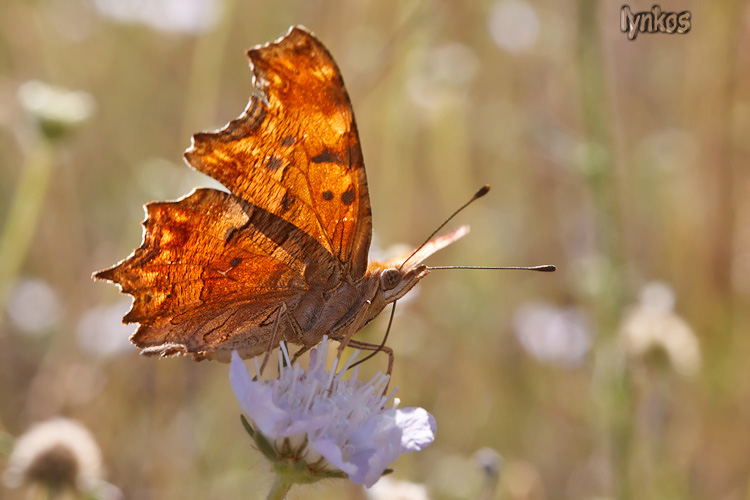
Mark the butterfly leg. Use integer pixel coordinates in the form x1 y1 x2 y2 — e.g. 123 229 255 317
257 310 282 378
260 300 313 375
346 340 394 377
346 339 395 393
258 302 302 377
333 297 375 361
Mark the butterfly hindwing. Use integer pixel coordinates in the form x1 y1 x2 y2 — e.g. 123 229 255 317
93 188 333 359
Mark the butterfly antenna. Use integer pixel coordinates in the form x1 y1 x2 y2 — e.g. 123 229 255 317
427 265 556 272
399 185 490 270
349 301 397 370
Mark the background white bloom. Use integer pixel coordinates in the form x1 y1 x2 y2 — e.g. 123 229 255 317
91 0 221 34
3 418 102 493
367 476 431 500
5 278 62 336
230 340 436 488
17 80 95 140
619 282 701 376
488 1 540 54
75 300 140 358
513 302 592 368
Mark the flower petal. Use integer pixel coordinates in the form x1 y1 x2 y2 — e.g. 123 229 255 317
311 438 359 475
229 351 288 435
395 407 437 452
360 419 403 487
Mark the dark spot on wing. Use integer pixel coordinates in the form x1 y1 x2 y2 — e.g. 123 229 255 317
281 191 295 211
322 190 334 201
281 135 296 146
311 148 342 164
341 185 355 205
266 155 282 171
230 257 242 268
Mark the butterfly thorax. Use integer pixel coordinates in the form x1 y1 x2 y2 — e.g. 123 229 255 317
292 262 428 347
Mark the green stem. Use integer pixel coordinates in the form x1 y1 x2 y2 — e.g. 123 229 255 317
44 486 58 500
576 1 632 498
265 475 293 500
0 138 56 310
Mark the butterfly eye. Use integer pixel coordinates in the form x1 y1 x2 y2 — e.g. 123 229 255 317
379 268 402 291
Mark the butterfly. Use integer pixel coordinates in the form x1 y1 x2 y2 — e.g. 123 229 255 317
94 26 469 364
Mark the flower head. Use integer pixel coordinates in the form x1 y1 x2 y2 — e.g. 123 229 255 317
230 339 436 488
366 476 431 500
5 278 62 336
3 418 102 493
17 81 94 141
512 301 591 368
91 0 220 34
619 282 701 376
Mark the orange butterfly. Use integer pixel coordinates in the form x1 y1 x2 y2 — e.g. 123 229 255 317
94 26 469 365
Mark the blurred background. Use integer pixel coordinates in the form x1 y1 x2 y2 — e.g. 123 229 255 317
1 0 748 498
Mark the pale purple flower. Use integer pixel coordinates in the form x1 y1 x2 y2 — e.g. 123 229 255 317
513 302 591 368
230 339 436 488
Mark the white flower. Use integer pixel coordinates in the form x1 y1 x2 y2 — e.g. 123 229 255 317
5 278 62 336
3 418 102 493
619 282 701 376
18 81 94 140
230 339 436 488
406 42 479 115
488 1 540 54
367 476 431 500
513 302 591 368
91 0 221 34
76 300 136 358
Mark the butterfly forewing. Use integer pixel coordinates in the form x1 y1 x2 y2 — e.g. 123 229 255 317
184 26 372 279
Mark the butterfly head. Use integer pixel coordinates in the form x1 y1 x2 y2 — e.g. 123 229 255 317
377 264 429 303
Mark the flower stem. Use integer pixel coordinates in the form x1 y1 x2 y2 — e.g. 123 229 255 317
0 138 55 310
265 475 293 500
